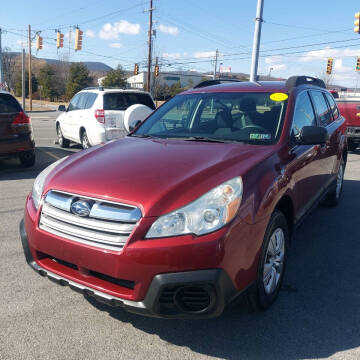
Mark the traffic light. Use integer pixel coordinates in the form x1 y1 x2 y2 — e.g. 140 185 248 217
56 32 64 48
134 63 139 75
74 28 83 51
354 12 360 33
154 64 159 77
36 35 43 50
356 57 360 71
326 58 333 75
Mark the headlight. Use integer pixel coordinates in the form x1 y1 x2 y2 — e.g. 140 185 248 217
32 157 68 209
146 177 243 238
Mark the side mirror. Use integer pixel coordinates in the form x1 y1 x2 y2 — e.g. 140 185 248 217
296 126 328 145
58 105 66 112
129 120 142 132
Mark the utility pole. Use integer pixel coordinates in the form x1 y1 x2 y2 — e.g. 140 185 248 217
28 24 32 111
22 49 25 109
213 49 219 79
0 28 3 86
146 0 153 92
68 27 72 59
250 0 264 82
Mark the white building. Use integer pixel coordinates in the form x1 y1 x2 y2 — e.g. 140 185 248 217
127 71 211 90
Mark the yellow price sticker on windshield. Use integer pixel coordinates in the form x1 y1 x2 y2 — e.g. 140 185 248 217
270 92 288 102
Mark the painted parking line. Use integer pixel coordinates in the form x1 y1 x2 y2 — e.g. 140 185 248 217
37 148 61 161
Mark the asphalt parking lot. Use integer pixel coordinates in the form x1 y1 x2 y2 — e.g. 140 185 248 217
1 111 360 360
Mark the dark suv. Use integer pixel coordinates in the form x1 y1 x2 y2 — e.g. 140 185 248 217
0 91 35 167
20 76 346 318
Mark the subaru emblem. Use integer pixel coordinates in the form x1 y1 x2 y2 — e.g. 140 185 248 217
71 200 91 217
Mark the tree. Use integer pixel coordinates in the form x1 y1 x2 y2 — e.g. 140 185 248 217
52 55 70 101
15 71 38 97
2 47 18 91
101 65 127 88
318 70 333 88
154 83 171 100
65 63 92 99
169 81 183 97
38 64 58 101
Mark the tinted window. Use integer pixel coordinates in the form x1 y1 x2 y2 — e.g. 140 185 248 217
104 93 155 111
325 92 339 120
135 92 288 145
68 93 81 111
77 93 89 110
310 90 332 126
85 93 97 109
291 91 316 138
0 94 22 113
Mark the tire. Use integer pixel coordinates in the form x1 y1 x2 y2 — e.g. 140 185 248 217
19 151 35 168
323 158 345 207
57 124 70 148
348 141 357 152
247 210 289 311
81 130 91 149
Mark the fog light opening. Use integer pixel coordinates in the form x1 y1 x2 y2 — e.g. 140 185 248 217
174 285 215 313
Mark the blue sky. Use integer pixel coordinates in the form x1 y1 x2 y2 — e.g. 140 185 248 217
2 0 360 86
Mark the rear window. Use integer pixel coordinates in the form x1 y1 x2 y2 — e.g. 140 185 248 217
104 92 155 111
0 94 22 113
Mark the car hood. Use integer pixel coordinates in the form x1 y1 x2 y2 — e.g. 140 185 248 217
46 137 275 217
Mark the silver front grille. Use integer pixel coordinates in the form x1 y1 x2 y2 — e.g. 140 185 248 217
39 190 142 251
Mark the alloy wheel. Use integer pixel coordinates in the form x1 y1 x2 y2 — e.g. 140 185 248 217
336 161 344 200
82 133 90 149
263 228 285 295
57 127 63 146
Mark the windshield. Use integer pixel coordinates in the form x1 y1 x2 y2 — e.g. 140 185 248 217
133 92 288 144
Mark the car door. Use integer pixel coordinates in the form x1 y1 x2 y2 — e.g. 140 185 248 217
286 90 324 218
309 90 336 190
71 93 89 142
324 92 343 181
62 93 81 140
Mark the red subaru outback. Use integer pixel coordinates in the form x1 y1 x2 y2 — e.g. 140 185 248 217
20 76 347 318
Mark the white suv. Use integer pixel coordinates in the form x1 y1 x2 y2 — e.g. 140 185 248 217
56 88 156 149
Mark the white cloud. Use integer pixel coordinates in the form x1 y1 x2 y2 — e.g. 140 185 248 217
193 51 216 59
270 64 286 71
162 52 182 59
16 39 26 47
109 42 122 48
158 24 179 36
99 20 141 40
264 55 286 72
330 59 356 84
85 29 96 38
300 47 360 62
265 56 283 65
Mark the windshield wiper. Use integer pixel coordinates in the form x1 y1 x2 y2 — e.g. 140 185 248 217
128 133 154 138
182 136 233 143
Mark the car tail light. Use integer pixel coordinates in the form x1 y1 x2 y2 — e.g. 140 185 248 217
12 112 30 125
95 109 105 123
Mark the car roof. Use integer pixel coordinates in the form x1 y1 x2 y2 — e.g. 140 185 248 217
79 88 152 96
184 81 288 94
183 80 327 95
0 90 13 96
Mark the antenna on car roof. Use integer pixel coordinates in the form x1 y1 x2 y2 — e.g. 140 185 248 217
286 76 325 90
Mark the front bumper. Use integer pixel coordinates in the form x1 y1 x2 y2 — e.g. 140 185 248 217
20 219 238 318
347 127 360 142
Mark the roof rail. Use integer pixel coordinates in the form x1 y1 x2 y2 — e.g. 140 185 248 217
82 86 104 91
193 78 242 89
286 76 325 90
